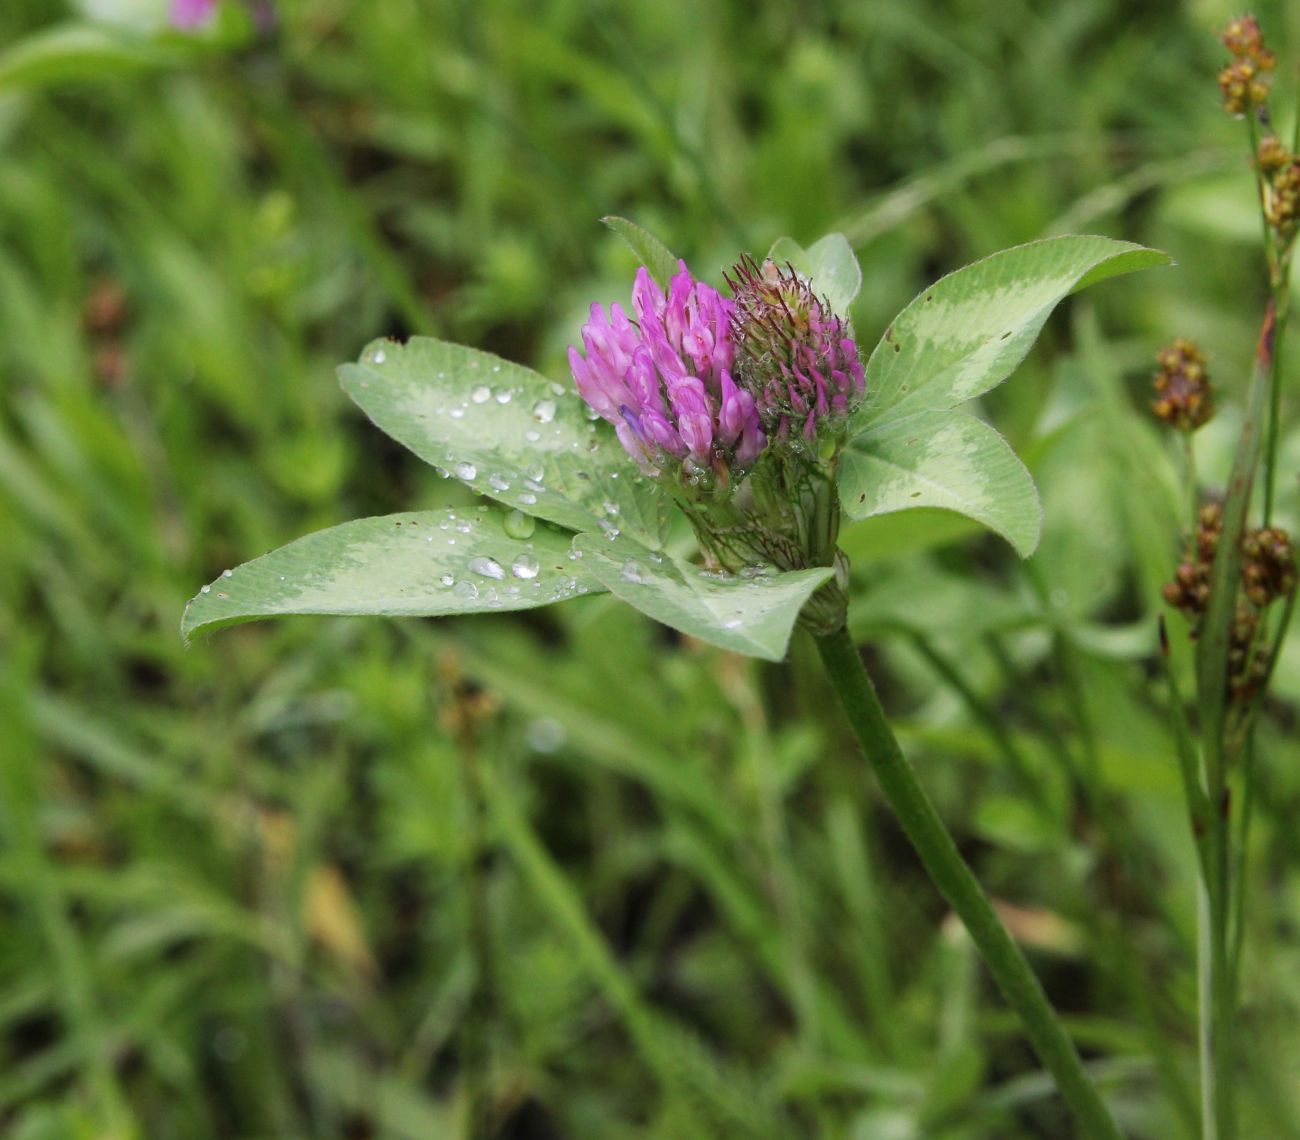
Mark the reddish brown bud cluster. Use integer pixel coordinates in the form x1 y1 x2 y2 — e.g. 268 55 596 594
1241 526 1298 605
1218 15 1276 115
1260 142 1300 236
1163 501 1297 700
1152 339 1213 431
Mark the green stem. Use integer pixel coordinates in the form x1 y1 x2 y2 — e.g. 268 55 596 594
1262 281 1290 526
815 627 1124 1140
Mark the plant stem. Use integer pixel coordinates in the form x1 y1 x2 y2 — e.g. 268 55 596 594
815 627 1125 1140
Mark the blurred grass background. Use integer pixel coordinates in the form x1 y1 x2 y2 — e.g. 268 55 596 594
3 1 1300 1137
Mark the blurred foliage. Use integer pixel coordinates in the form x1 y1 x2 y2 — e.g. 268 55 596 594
2 0 1300 1137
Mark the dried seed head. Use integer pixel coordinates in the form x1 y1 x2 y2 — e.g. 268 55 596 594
1152 339 1213 431
1257 133 1290 174
1218 15 1277 115
1163 505 1294 702
1240 525 1297 606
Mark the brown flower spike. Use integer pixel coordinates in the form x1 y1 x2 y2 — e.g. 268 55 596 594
1163 502 1297 700
1218 15 1276 116
1152 339 1213 431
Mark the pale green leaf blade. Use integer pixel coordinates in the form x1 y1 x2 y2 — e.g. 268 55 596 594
182 507 605 639
0 23 177 90
767 232 862 314
601 216 681 288
857 235 1171 425
339 337 666 545
838 410 1043 557
572 532 833 661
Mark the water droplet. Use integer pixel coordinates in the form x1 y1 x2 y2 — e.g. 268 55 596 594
526 717 566 753
455 522 471 533
434 466 450 479
488 473 511 492
470 385 491 404
453 461 478 480
492 364 502 373
602 500 620 516
372 347 387 364
495 390 511 404
449 407 465 418
453 581 478 600
278 575 286 581
522 477 545 494
503 510 536 539
439 574 454 587
531 398 557 424
200 584 211 594
512 555 540 580
598 519 620 537
620 560 646 584
469 556 505 581
526 465 545 481
222 569 233 578
568 549 584 560
437 371 446 379
648 551 664 563
723 616 743 630
519 492 537 505
525 429 541 443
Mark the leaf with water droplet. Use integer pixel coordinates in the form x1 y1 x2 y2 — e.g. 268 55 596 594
339 338 667 545
573 531 834 661
182 507 607 639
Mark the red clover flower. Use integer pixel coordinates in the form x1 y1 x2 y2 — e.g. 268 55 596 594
568 262 765 493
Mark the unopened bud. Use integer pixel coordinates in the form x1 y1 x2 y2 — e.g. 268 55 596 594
727 255 865 445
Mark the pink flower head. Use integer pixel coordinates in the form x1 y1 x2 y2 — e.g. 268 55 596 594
569 262 765 487
171 0 217 28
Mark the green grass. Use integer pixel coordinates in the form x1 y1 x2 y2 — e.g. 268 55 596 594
3 0 1300 1136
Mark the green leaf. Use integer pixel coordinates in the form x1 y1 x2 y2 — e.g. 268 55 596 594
0 24 177 90
572 531 833 661
601 216 681 288
181 507 605 639
855 235 1170 426
766 232 862 314
338 337 666 545
838 409 1042 556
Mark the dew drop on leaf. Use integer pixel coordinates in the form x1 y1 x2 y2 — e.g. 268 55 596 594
511 555 540 580
470 385 491 404
503 509 536 539
531 398 557 424
488 473 511 491
620 560 646 584
469 556 505 581
525 429 541 443
453 461 478 480
453 580 478 600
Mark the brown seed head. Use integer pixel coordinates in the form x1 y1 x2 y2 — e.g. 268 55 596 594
1152 339 1213 431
